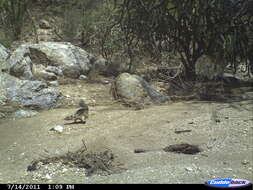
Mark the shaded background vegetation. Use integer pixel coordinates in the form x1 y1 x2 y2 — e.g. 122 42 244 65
114 0 253 79
0 0 252 79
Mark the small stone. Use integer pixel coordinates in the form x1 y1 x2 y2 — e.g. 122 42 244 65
200 153 208 157
207 145 212 149
241 160 250 165
79 75 88 80
45 174 52 180
48 81 59 87
50 125 64 133
20 152 25 156
102 80 110 85
39 19 51 29
45 66 63 76
185 167 193 172
62 168 68 173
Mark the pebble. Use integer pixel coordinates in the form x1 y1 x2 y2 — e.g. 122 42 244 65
48 81 59 87
45 174 52 180
20 152 25 157
185 167 193 172
50 125 64 133
241 160 250 165
207 145 213 149
62 168 68 173
79 75 88 80
102 80 110 85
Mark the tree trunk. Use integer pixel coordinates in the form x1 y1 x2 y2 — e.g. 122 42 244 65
184 62 196 81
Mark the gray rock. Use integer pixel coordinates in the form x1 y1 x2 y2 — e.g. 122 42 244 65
0 72 62 109
241 160 250 165
135 75 170 104
195 55 227 80
45 66 63 76
13 110 38 118
33 64 57 81
4 44 34 80
102 80 110 85
91 55 130 76
79 75 88 80
32 42 93 78
39 19 51 29
93 56 110 73
185 167 193 172
5 42 94 80
62 66 81 79
0 43 9 64
0 44 10 72
106 54 129 76
48 81 59 87
0 112 6 119
115 73 170 104
50 125 64 133
0 88 8 105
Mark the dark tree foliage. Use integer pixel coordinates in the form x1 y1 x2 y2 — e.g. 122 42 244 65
115 0 253 79
0 0 30 40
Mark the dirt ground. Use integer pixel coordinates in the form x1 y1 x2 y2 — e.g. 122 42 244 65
0 79 252 184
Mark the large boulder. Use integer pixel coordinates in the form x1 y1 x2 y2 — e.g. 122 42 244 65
195 55 227 80
115 73 170 104
92 56 110 74
0 43 10 70
6 46 34 80
4 42 95 80
0 72 62 109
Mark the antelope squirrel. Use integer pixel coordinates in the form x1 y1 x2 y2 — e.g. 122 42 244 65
64 100 89 123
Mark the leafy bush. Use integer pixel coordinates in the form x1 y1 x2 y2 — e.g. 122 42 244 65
114 0 253 79
0 0 29 44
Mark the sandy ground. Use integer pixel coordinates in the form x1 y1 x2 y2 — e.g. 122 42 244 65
0 80 252 184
